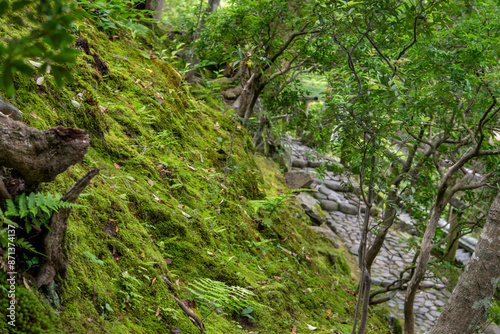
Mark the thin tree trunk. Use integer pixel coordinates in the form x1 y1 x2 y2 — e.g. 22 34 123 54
404 189 449 334
445 205 460 261
430 189 500 334
145 0 166 21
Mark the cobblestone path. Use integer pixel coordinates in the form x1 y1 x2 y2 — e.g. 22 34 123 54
287 138 452 333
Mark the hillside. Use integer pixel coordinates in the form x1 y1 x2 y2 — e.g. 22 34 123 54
0 12 395 334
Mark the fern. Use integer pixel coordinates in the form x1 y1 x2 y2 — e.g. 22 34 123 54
4 192 84 233
186 278 269 318
0 209 40 253
248 189 311 227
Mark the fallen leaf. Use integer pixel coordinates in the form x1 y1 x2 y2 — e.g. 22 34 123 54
114 163 120 169
274 276 282 280
181 211 192 219
36 76 44 85
29 60 42 68
305 254 311 261
165 258 173 265
140 251 145 258
207 251 215 257
177 205 185 209
157 98 163 105
155 307 160 317
86 318 93 322
22 277 31 291
148 179 154 186
116 314 126 321
151 277 157 286
292 325 297 333
213 122 220 130
30 112 37 119
187 164 196 170
71 100 81 108
175 279 180 290
199 153 203 163
306 324 318 331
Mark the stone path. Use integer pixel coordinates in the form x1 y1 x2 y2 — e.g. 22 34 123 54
285 138 453 333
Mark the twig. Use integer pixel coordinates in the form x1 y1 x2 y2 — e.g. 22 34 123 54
169 294 205 333
223 115 238 187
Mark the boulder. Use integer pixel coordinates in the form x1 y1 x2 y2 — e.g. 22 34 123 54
324 180 350 192
319 200 339 212
308 160 322 168
327 191 343 203
222 86 243 100
291 158 307 168
313 192 327 200
285 171 314 189
339 202 358 215
309 226 339 248
296 192 326 225
317 186 333 196
0 95 22 121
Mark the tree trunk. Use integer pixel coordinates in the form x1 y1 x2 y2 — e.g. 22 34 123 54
145 0 165 21
37 168 100 288
0 115 90 190
430 189 500 334
208 0 220 13
445 205 460 262
404 189 449 334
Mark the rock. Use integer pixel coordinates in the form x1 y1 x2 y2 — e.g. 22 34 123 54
171 329 181 334
317 186 333 196
327 191 343 202
222 86 243 99
313 192 327 200
421 281 434 289
319 200 339 212
309 226 339 248
0 95 23 121
291 158 307 168
339 202 358 215
324 180 350 192
485 324 500 334
308 160 322 168
296 192 326 225
285 171 314 189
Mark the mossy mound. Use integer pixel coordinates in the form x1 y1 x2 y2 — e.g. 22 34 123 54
0 11 392 334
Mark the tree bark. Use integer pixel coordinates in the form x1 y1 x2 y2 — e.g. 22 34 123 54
404 188 449 334
0 115 90 190
430 189 500 334
37 168 100 288
145 0 165 21
445 205 460 261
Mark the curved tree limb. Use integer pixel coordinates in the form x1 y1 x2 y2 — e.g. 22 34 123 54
0 115 90 190
37 168 101 288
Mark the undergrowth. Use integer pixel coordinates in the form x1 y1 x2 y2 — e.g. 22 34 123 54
0 9 393 334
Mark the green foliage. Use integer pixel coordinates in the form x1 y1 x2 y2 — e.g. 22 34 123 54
0 0 79 96
0 271 56 333
4 192 83 234
248 189 306 227
186 278 268 318
78 0 154 32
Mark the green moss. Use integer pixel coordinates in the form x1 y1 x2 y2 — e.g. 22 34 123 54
0 11 393 334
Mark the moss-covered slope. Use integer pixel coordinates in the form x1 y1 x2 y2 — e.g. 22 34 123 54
0 15 393 334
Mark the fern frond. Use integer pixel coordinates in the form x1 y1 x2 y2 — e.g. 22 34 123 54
187 278 269 317
17 193 29 218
